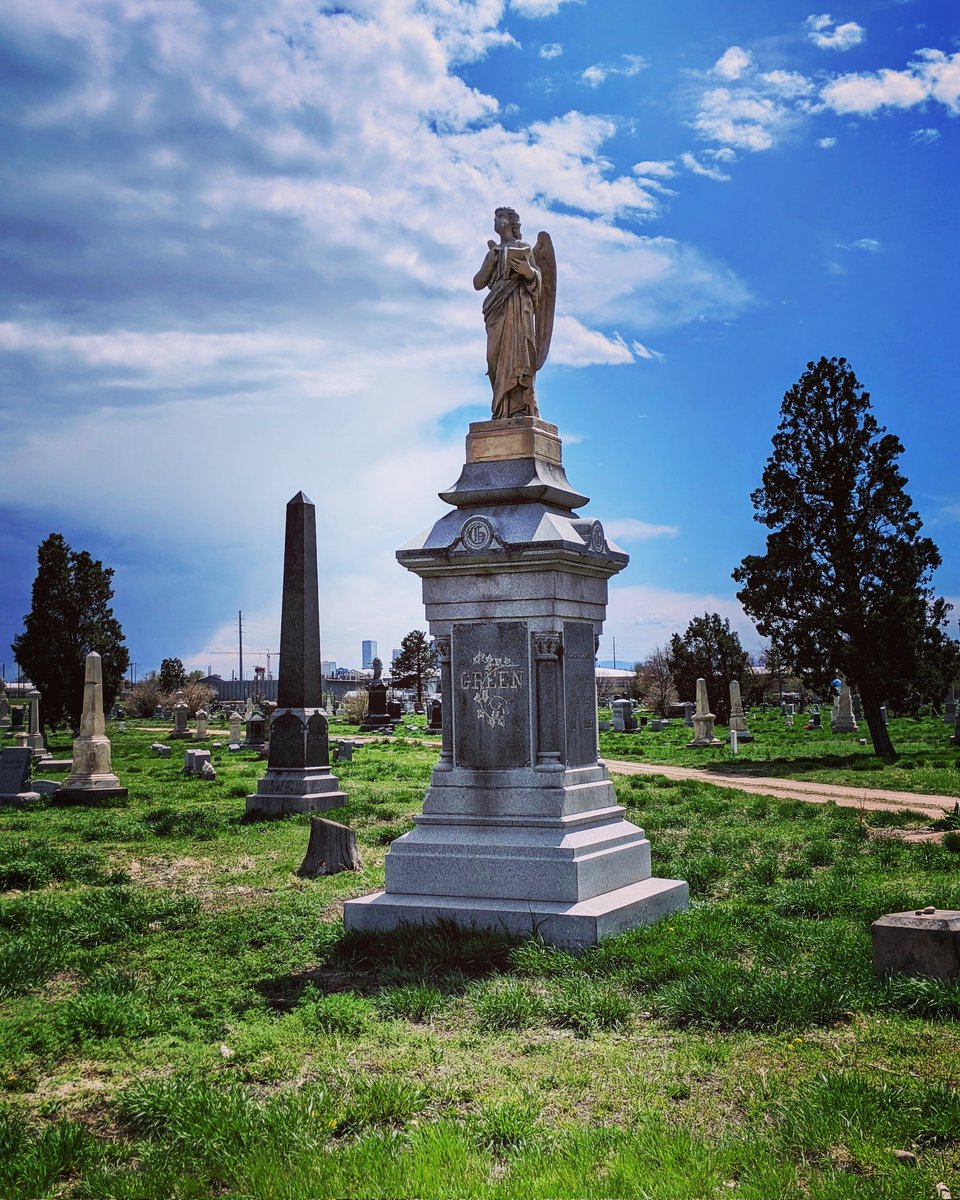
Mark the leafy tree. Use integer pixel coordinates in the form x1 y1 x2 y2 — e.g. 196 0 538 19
11 533 129 731
391 630 439 706
733 356 951 755
667 614 750 724
158 657 186 692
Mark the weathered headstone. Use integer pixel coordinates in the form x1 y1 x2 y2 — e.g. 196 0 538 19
682 701 694 728
611 698 637 732
195 709 209 740
0 688 10 729
872 907 960 981
687 678 722 747
344 398 685 948
360 659 396 733
852 691 863 721
0 747 40 805
427 698 442 730
151 743 171 758
58 653 127 803
169 690 190 739
943 686 956 727
810 706 822 730
229 712 242 744
728 680 752 742
10 705 25 730
334 741 354 763
246 492 346 818
832 677 858 732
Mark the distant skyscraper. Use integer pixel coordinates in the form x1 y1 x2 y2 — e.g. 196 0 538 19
392 648 401 665
362 640 378 669
321 660 337 677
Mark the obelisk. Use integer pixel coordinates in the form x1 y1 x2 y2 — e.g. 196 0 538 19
59 652 127 802
246 492 346 818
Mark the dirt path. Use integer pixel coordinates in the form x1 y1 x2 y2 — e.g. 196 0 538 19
602 758 957 819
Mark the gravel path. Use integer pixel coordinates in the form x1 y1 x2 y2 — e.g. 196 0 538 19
602 758 957 819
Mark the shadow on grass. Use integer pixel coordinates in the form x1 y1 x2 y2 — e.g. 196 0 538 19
701 752 881 778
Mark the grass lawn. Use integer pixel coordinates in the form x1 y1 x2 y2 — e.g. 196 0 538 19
600 711 960 797
0 718 958 1198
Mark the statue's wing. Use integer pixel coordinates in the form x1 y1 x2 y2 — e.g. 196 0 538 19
533 231 556 371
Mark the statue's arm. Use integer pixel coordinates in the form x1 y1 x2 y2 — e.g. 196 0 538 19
473 244 498 290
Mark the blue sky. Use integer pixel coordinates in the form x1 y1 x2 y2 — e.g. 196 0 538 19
1 0 957 680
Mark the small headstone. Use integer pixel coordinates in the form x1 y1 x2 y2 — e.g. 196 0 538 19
682 702 694 728
10 706 25 730
195 709 209 739
32 779 61 795
611 699 637 732
152 743 171 758
649 718 664 732
427 699 442 730
943 686 956 727
810 707 822 730
169 690 190 739
229 712 242 743
852 691 863 721
879 705 888 726
0 690 10 729
0 747 40 805
872 908 960 981
184 749 212 775
334 741 354 762
387 698 403 721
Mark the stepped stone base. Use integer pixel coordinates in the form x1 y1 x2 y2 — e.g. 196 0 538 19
344 877 688 951
246 768 346 819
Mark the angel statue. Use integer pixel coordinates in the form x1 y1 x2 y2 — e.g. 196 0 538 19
473 207 556 420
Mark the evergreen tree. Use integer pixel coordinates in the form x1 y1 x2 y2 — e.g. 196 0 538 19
11 533 129 731
667 613 750 723
391 630 439 707
158 657 187 692
733 356 950 755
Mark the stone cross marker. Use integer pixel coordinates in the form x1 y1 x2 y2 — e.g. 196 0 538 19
59 652 128 803
247 492 346 818
344 404 686 948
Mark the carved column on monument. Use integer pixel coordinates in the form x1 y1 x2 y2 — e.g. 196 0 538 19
434 636 453 768
533 631 562 769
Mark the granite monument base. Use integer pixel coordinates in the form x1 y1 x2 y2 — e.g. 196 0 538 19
245 768 347 818
345 877 688 952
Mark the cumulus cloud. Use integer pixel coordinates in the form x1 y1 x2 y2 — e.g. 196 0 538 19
692 84 804 151
817 136 838 148
713 46 753 81
510 0 579 15
805 14 866 51
539 42 563 59
821 49 960 115
910 127 941 144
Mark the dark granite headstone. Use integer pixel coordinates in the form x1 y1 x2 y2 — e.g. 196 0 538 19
0 747 33 795
269 710 304 767
563 621 598 767
306 712 329 766
427 698 442 730
10 707 25 730
452 620 530 770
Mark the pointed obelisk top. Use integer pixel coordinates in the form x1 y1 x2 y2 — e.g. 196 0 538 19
277 490 322 709
80 651 105 737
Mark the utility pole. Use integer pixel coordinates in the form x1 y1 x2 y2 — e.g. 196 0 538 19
612 637 617 670
238 610 243 686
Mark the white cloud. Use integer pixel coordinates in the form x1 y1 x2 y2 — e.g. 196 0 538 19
760 70 815 98
631 341 666 363
539 42 563 59
910 126 941 144
805 14 866 51
817 136 838 148
604 585 761 661
581 53 646 88
821 50 960 115
681 148 737 181
633 160 676 179
604 519 678 542
852 237 882 252
693 86 787 151
510 0 579 15
713 46 753 81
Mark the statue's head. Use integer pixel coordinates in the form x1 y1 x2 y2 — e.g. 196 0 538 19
494 206 522 240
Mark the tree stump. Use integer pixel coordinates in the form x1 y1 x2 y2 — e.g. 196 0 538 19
298 817 361 877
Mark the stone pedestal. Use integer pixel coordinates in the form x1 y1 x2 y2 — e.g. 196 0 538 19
728 680 753 742
242 714 267 751
0 692 10 729
169 691 191 739
360 678 395 734
58 653 127 803
832 677 858 732
687 678 722 747
246 492 345 818
344 417 686 950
